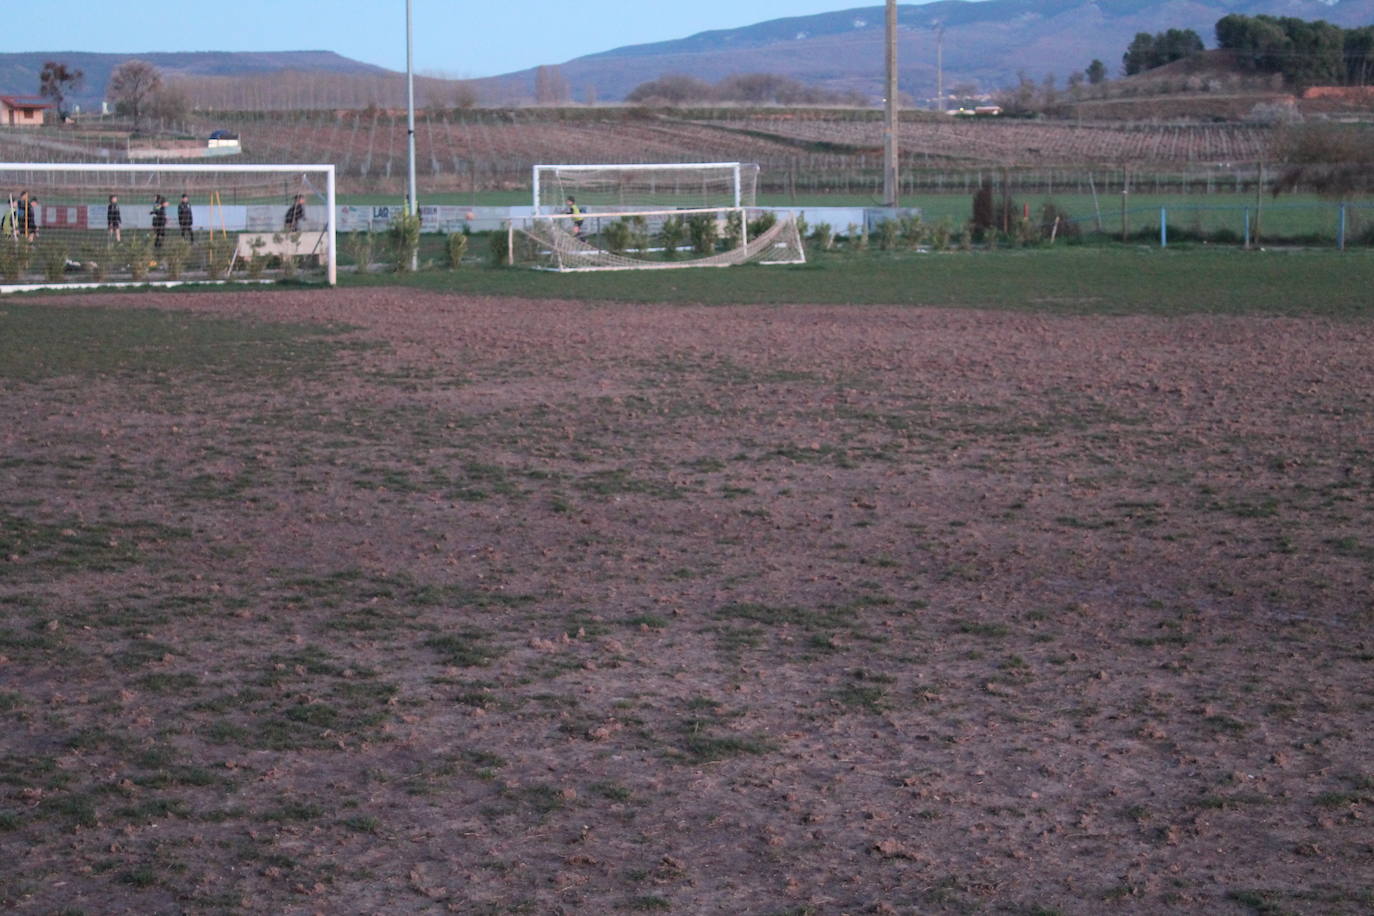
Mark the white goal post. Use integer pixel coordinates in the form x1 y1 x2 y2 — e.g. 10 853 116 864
517 162 803 272
0 162 336 290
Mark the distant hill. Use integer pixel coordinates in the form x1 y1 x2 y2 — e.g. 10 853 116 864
4 1 1372 114
0 51 390 112
476 0 1374 103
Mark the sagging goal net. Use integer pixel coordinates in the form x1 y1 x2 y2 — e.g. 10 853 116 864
0 163 336 288
517 162 803 271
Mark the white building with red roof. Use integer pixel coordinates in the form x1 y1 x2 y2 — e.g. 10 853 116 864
1 95 53 127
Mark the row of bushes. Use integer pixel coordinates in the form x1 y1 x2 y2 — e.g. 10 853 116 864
0 231 341 284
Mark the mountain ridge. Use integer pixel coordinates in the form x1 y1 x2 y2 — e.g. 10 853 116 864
484 0 1374 103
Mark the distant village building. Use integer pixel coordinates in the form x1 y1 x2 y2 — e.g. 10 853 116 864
0 95 53 127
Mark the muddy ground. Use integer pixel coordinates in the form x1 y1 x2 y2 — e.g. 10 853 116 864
1 289 1372 914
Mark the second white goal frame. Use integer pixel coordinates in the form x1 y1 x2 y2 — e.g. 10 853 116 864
532 162 752 215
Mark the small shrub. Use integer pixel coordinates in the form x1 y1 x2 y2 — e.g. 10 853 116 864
723 210 744 249
122 234 153 281
488 228 511 266
603 218 633 254
688 214 718 255
794 213 808 240
658 216 686 259
80 243 108 282
246 237 268 279
204 237 233 279
0 240 28 282
626 215 649 252
1039 202 1080 242
346 230 375 274
930 217 953 251
280 233 301 279
162 237 192 280
388 209 422 272
809 222 833 251
846 222 868 251
747 210 776 238
877 219 900 250
958 225 974 251
899 215 926 248
446 231 469 269
35 239 68 282
972 182 1020 238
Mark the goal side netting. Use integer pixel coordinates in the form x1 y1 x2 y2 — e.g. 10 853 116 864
508 206 806 272
533 162 759 214
0 163 337 290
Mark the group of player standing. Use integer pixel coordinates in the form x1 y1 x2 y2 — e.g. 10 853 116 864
3 190 39 240
106 193 196 248
4 192 310 247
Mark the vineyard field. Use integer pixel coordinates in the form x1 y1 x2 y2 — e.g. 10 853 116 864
0 109 1301 200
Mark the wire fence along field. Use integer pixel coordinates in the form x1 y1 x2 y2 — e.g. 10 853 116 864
5 111 1371 251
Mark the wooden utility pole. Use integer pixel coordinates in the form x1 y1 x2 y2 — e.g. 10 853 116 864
935 22 945 113
883 0 899 207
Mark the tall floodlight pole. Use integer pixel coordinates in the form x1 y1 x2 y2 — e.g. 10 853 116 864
883 0 899 207
406 0 419 269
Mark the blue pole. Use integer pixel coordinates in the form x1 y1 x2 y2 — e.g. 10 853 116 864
1160 207 1167 248
1338 203 1346 251
1243 207 1250 249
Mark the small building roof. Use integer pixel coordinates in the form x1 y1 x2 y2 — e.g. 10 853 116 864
0 95 55 110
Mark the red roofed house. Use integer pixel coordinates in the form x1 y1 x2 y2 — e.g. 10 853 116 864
1 95 53 127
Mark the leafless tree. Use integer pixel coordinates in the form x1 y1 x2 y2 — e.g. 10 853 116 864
533 66 569 105
39 61 84 119
108 60 163 132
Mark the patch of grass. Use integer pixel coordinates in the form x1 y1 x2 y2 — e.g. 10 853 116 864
589 781 632 802
0 511 187 578
0 305 367 382
136 672 200 693
1224 889 1287 914
833 684 887 713
263 800 326 822
348 248 1374 317
958 622 1010 638
576 469 685 500
424 629 501 667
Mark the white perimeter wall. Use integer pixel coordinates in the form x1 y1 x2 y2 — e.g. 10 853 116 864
51 205 913 234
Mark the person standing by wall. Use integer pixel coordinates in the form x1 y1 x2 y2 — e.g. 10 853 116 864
150 195 167 249
107 194 122 243
565 196 584 237
284 194 305 232
177 193 193 243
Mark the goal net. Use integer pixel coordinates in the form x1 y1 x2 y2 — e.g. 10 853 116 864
0 163 336 290
516 162 804 271
533 162 758 214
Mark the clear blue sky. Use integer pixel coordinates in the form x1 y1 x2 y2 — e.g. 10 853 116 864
15 1 884 78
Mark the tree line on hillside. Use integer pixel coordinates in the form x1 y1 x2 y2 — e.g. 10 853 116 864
625 73 867 107
1215 15 1374 87
1122 30 1205 77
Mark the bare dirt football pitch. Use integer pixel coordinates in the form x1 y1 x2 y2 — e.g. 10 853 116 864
2 288 1372 915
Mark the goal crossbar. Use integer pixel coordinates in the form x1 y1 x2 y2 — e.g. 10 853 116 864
532 162 752 215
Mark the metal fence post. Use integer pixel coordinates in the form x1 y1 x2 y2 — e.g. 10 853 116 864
1160 207 1167 248
1243 208 1251 249
1338 203 1346 251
